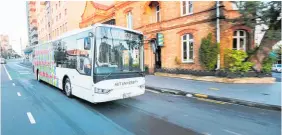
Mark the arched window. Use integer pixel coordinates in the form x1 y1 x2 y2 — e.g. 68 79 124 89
126 12 133 29
148 1 161 22
233 30 247 51
182 34 194 62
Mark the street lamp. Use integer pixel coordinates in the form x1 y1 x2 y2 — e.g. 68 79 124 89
150 39 157 54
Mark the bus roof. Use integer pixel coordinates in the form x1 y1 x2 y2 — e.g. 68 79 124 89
95 23 143 35
26 24 143 50
43 23 143 45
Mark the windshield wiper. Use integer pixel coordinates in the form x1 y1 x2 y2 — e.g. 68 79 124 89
103 72 112 80
136 71 145 76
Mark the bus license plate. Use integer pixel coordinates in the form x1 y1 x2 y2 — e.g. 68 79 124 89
123 93 131 98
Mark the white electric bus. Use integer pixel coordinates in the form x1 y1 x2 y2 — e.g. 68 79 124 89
33 24 145 103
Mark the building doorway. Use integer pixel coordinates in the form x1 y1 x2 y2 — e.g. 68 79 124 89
155 46 161 69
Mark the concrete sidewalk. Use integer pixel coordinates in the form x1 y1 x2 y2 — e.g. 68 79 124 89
146 75 281 110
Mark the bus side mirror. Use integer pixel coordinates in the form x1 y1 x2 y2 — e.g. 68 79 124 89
84 37 91 50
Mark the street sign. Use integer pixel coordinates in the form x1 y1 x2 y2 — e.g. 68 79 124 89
157 33 164 47
269 51 277 59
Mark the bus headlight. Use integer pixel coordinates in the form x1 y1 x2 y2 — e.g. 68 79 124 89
139 84 145 89
94 88 113 94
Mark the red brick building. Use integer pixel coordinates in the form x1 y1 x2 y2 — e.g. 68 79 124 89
79 1 255 72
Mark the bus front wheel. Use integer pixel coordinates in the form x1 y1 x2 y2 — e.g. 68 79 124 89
64 78 72 98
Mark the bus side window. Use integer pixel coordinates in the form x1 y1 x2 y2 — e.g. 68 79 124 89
84 37 91 50
80 58 84 70
76 38 91 76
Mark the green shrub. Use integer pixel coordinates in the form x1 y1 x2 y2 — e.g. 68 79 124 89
224 49 254 73
174 57 181 64
262 57 276 73
145 65 149 72
199 33 220 71
132 63 140 68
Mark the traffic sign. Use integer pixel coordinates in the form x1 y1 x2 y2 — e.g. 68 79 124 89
157 33 164 46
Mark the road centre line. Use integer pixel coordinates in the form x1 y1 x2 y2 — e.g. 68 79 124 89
17 92 21 96
223 129 242 135
3 65 12 80
208 88 219 91
26 112 36 124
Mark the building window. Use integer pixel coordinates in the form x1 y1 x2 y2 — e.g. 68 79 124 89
182 34 194 62
56 16 58 21
126 12 133 29
59 13 61 19
181 1 193 16
62 24 64 32
65 22 67 31
156 4 160 22
56 4 57 9
63 24 66 32
233 30 247 51
65 9 67 15
59 1 60 7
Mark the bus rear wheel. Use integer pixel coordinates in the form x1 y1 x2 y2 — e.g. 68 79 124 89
37 70 40 82
64 78 72 98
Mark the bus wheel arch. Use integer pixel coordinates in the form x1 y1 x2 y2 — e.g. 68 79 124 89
63 75 72 97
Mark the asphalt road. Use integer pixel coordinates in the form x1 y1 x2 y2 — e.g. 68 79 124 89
1 61 281 135
272 72 281 82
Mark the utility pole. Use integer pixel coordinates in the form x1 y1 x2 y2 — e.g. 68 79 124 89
216 1 221 70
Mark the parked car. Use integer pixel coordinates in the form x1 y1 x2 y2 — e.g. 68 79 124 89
1 58 6 64
272 64 281 72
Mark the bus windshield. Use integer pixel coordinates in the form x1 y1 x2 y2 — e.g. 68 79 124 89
95 26 143 74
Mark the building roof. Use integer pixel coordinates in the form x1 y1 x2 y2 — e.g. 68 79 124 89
90 2 113 10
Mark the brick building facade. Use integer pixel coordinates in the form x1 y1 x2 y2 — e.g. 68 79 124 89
79 1 255 72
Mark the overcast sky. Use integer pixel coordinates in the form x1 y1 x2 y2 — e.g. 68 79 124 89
0 1 28 54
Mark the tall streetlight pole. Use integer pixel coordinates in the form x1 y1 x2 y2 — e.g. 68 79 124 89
216 1 221 70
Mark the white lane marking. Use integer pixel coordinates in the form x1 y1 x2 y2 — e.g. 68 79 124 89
18 70 30 73
17 92 21 96
223 129 242 135
146 89 160 94
3 65 12 80
19 72 30 74
186 94 193 97
13 83 15 86
26 112 36 124
15 64 31 70
212 109 220 112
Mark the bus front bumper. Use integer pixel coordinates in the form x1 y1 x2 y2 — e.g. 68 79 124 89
92 86 145 103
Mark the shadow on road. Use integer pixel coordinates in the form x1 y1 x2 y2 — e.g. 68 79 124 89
38 80 201 135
